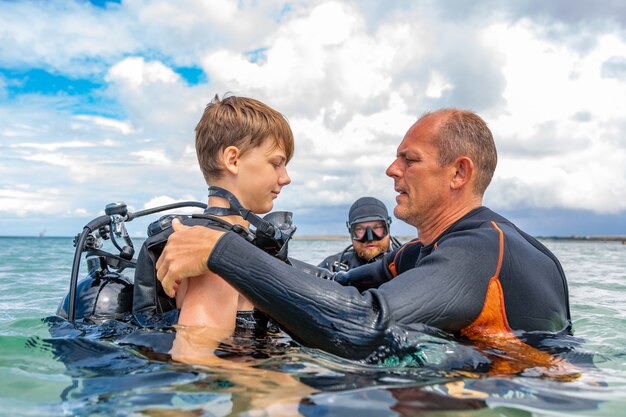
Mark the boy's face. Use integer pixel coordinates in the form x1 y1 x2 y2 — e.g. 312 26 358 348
236 137 291 214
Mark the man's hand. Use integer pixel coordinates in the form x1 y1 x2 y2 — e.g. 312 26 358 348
156 218 226 297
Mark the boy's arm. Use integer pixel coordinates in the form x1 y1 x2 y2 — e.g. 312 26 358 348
177 271 239 330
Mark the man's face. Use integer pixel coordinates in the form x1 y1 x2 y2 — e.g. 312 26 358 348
385 116 451 227
351 220 391 261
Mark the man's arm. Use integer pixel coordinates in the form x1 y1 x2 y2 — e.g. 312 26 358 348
208 232 394 359
156 220 497 360
205 229 503 356
156 220 395 358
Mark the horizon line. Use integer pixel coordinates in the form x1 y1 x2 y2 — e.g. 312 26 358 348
2 234 626 242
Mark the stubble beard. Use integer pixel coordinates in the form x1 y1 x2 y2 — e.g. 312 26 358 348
394 203 419 228
354 239 389 261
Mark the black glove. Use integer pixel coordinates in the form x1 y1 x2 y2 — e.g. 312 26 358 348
332 271 349 285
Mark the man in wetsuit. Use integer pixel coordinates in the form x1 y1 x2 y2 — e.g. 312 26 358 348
318 197 402 272
156 109 571 364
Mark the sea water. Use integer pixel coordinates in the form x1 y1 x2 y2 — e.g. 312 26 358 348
1 236 625 416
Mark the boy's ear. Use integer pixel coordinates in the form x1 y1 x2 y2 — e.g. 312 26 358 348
222 146 241 175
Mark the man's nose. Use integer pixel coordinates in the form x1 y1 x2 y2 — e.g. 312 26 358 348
386 158 401 178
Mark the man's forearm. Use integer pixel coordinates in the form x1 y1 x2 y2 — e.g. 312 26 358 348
208 232 393 359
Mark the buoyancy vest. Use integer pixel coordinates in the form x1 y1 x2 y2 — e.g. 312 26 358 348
132 212 293 327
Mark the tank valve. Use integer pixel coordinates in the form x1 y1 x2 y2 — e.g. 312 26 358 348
105 202 128 217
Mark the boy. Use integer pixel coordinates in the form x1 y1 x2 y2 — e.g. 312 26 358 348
176 94 293 333
168 95 317 411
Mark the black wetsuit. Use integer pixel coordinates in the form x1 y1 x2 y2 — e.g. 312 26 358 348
207 206 571 360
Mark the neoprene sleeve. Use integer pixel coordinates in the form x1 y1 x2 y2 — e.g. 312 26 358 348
209 232 394 359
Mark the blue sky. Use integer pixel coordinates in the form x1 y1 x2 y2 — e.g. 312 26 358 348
1 0 625 237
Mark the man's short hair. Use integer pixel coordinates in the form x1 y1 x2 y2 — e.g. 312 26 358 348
425 109 498 195
195 94 294 183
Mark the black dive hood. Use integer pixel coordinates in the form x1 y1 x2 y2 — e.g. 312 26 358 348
345 197 392 243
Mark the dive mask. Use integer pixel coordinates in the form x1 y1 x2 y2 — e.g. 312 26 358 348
348 217 389 242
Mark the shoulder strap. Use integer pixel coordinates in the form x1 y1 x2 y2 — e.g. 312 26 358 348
390 236 403 251
191 213 256 243
208 186 279 239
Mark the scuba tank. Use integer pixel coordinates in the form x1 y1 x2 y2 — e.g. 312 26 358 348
57 201 207 323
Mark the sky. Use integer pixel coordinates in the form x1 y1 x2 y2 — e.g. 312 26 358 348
1 0 625 238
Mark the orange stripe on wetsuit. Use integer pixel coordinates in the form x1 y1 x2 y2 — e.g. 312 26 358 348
458 221 578 379
388 239 421 278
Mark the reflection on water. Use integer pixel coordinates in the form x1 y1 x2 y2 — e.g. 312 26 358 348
1 237 626 416
31 317 608 417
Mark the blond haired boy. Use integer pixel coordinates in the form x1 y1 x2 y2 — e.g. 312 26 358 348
176 94 294 332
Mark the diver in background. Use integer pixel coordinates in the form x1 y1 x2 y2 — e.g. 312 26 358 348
318 197 402 272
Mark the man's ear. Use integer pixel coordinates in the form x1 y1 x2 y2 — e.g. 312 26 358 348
222 146 241 175
450 156 474 190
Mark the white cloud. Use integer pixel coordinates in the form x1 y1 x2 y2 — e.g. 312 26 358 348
106 57 181 89
142 195 205 215
0 187 69 217
482 19 626 215
425 70 454 99
489 21 626 127
201 1 398 119
0 0 625 236
10 140 97 152
131 149 172 165
68 208 89 217
0 0 294 77
103 56 209 148
143 195 191 209
0 1 137 75
73 115 135 134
